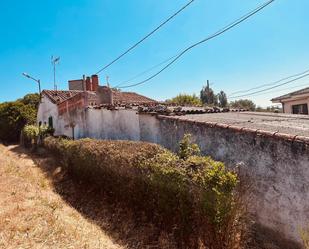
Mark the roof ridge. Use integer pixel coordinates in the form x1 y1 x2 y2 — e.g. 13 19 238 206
272 86 309 101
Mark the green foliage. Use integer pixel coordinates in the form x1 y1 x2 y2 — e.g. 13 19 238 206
200 81 218 106
166 93 202 106
22 125 40 140
178 134 200 159
217 90 228 107
22 124 53 148
256 105 282 113
0 93 40 143
44 136 241 248
20 93 40 109
230 99 256 111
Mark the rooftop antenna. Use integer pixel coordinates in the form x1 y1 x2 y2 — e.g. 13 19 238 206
106 75 110 88
51 56 60 91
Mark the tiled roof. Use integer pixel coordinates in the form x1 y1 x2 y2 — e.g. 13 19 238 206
112 91 157 104
272 87 309 102
42 89 156 105
42 90 96 104
42 90 83 104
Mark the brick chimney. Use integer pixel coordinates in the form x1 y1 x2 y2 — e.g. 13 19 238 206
91 75 99 92
86 76 92 91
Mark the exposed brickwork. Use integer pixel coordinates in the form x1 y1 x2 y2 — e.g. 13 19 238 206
58 92 97 115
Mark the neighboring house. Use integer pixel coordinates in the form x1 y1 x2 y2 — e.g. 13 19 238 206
271 87 309 115
37 75 157 137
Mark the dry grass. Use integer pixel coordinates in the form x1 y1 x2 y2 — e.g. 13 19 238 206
0 144 123 249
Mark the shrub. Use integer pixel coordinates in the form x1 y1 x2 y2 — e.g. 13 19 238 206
22 124 54 149
0 93 39 143
22 125 40 148
166 93 202 106
44 136 243 249
178 134 200 159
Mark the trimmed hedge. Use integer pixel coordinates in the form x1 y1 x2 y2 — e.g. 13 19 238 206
44 136 242 249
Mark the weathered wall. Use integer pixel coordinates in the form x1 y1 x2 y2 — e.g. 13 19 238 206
153 116 309 244
37 96 62 136
55 108 309 244
85 109 140 141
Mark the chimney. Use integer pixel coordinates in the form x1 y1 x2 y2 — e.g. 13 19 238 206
86 76 92 91
91 75 99 92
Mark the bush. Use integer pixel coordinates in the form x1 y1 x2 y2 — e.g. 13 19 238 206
229 99 256 111
21 125 40 148
44 136 243 249
166 93 202 106
22 124 54 149
0 93 39 143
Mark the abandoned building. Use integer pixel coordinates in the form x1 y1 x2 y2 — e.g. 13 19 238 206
37 75 309 245
272 86 309 114
37 74 157 138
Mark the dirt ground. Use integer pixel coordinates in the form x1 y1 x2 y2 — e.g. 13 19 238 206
0 144 303 249
0 144 127 249
0 145 177 249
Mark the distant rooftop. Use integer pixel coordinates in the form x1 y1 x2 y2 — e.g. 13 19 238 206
271 87 309 102
112 90 157 105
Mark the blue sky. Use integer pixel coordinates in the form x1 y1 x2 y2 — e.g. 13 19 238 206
0 0 308 106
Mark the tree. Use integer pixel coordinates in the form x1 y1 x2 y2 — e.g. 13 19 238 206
200 81 218 106
217 91 228 107
0 93 40 143
229 99 256 111
20 93 40 109
166 94 202 106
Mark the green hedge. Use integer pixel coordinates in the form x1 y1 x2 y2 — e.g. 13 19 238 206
44 136 241 248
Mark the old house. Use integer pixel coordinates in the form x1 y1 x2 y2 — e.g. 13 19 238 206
37 75 157 138
271 87 309 114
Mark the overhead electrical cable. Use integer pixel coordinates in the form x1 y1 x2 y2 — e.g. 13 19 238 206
237 82 309 98
95 0 195 75
117 0 275 89
229 68 309 97
228 73 309 99
114 55 178 88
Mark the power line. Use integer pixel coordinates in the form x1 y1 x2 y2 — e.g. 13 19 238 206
229 68 309 97
95 0 195 75
118 0 275 89
228 73 309 99
234 82 309 98
114 55 178 88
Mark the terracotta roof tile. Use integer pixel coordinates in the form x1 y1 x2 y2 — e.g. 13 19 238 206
112 91 157 105
42 90 96 104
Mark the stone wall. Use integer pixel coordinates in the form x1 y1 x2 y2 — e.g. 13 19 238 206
56 108 309 244
154 116 309 244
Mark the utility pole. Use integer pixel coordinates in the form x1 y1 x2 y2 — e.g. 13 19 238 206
51 56 60 91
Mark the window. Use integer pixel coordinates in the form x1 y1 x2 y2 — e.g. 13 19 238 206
48 116 54 128
292 104 308 115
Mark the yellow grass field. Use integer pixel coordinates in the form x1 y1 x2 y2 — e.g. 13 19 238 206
0 144 124 249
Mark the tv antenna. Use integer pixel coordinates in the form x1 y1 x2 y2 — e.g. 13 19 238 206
51 56 60 90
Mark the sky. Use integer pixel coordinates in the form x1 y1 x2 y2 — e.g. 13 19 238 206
0 0 308 107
